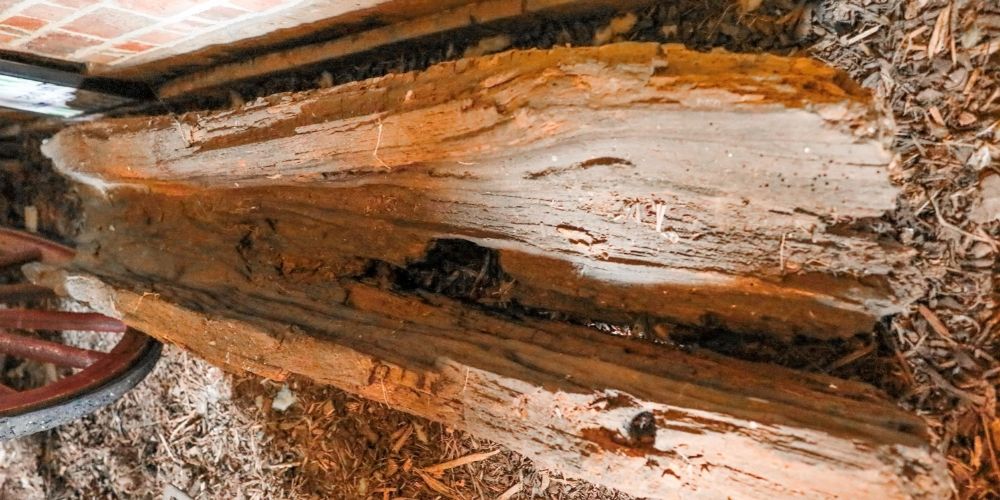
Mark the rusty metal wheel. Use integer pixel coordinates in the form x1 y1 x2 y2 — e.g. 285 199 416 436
0 227 161 440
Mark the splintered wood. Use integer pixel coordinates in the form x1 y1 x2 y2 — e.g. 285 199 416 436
41 43 949 497
46 43 918 340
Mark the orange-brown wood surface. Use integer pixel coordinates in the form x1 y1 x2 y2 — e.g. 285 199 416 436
46 43 920 340
39 44 948 497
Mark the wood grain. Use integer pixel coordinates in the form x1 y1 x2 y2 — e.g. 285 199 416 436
32 266 951 499
47 43 918 339
36 44 949 497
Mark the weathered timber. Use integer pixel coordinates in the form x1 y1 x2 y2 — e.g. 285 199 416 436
45 43 918 340
36 43 949 497
31 266 950 499
154 0 658 97
98 0 654 80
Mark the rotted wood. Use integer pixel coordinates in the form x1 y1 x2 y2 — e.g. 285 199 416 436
37 44 948 496
35 266 950 499
47 42 918 341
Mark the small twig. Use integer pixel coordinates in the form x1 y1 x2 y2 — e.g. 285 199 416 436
926 189 999 251
844 24 881 45
422 449 501 474
826 342 875 371
924 366 982 404
917 305 958 345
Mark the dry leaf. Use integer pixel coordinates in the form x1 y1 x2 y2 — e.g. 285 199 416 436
967 145 992 170
738 0 763 12
972 175 1000 224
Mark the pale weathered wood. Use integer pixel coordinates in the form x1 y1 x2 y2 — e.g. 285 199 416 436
155 0 659 98
30 265 951 499
36 44 950 497
46 43 918 340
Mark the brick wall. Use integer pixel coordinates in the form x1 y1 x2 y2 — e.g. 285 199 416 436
0 0 305 67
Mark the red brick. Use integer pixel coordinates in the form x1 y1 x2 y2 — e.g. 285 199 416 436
133 29 184 45
1 15 45 31
195 5 248 21
20 2 75 22
62 8 152 39
50 0 92 7
163 18 211 33
114 40 155 52
229 0 289 12
25 30 102 56
115 0 201 16
88 51 127 64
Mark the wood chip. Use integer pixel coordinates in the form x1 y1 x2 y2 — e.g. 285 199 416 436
391 424 413 453
972 175 1000 224
918 304 955 342
413 422 428 444
416 469 462 499
982 414 1000 485
421 449 501 475
928 106 946 126
844 25 882 45
927 4 951 58
958 112 978 126
738 0 763 13
497 481 523 500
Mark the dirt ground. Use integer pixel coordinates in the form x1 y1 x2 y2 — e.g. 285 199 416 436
1 0 999 498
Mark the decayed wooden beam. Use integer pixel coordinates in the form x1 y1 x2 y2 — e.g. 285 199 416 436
154 0 658 98
36 43 949 497
32 266 950 499
46 43 918 340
